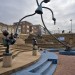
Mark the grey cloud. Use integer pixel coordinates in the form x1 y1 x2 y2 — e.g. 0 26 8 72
0 0 75 31
0 0 37 24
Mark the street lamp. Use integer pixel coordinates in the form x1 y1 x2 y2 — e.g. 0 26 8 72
58 28 60 33
70 19 72 33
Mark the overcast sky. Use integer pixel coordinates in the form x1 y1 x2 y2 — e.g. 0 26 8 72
0 0 75 32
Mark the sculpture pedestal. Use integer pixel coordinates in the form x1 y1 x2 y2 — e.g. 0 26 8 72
3 53 12 67
32 50 37 56
59 50 75 55
32 45 38 56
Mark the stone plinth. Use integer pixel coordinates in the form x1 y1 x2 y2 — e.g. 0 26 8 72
32 50 37 56
3 53 12 67
32 45 38 56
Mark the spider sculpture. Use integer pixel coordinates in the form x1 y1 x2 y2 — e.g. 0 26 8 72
16 0 71 51
2 0 71 54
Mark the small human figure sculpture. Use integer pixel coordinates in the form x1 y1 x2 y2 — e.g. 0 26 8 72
32 37 37 50
2 30 16 54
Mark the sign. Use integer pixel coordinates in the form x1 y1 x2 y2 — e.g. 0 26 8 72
58 37 65 41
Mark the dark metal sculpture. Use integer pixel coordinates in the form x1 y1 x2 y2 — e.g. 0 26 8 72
2 30 16 54
11 0 71 51
3 0 71 53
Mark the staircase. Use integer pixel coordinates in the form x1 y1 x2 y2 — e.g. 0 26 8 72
0 44 6 61
0 44 33 62
11 51 58 75
25 34 65 48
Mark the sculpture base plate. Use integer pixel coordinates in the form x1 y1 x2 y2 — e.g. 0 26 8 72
3 52 12 56
59 49 75 55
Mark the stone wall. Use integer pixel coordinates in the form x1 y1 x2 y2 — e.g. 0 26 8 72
42 33 75 48
25 33 75 48
0 33 3 43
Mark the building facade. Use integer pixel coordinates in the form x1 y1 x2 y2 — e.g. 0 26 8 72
0 22 8 33
0 22 16 34
13 21 33 34
0 21 46 36
13 21 46 35
32 24 45 36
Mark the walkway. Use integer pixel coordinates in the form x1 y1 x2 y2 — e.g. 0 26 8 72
0 51 40 75
54 52 75 75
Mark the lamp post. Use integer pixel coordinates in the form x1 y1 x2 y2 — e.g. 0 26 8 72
70 19 72 33
58 28 60 33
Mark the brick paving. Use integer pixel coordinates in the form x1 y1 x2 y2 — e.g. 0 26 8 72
54 52 75 75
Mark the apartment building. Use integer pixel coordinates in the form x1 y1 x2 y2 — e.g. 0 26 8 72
0 21 46 36
33 24 45 36
0 22 15 34
0 22 8 33
13 21 33 34
13 21 46 35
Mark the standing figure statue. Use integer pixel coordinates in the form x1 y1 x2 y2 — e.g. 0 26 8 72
32 37 37 50
2 30 16 54
2 30 17 67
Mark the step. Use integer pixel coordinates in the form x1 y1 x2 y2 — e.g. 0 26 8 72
0 57 3 61
11 51 58 75
12 50 29 58
0 49 18 55
11 71 40 75
0 52 3 57
12 48 32 52
36 61 52 75
15 48 32 50
0 45 4 47
0 47 6 50
26 57 47 72
14 45 32 48
0 50 5 53
15 48 32 51
0 50 21 61
12 50 20 58
15 47 32 49
46 48 59 52
44 64 57 75
0 49 27 62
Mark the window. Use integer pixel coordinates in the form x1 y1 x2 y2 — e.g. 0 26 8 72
29 26 32 32
27 30 29 32
27 25 29 28
32 27 33 29
23 25 25 28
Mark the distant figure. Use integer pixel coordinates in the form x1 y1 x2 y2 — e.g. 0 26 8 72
69 31 71 33
62 30 65 33
32 37 37 50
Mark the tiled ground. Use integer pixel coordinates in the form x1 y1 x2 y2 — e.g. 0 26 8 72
54 52 75 75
